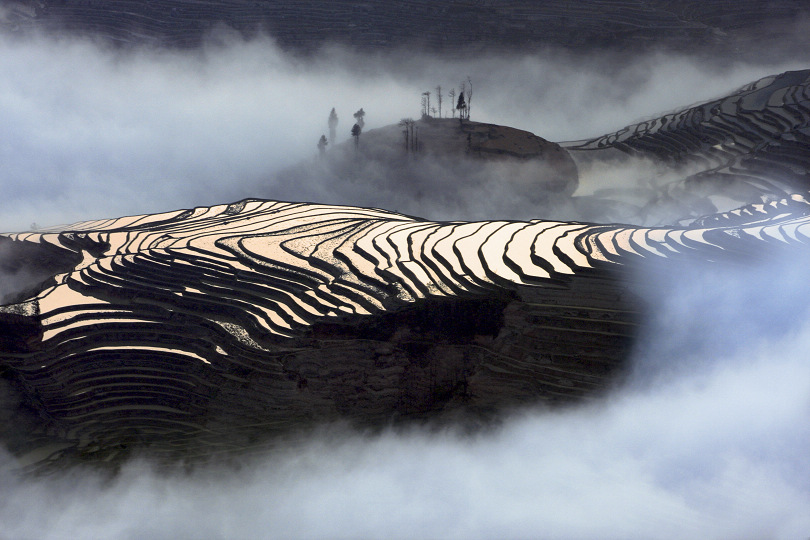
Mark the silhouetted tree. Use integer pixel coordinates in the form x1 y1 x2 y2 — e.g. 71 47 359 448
317 134 328 156
448 88 456 118
421 91 431 117
436 85 443 118
353 108 365 129
466 76 473 120
328 108 338 146
456 91 467 121
351 123 361 149
399 118 416 153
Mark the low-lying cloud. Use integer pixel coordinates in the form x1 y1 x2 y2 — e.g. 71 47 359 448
2 251 810 539
0 30 806 231
2 26 810 539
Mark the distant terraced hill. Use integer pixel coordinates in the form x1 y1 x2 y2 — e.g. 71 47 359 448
276 118 579 222
3 0 808 55
562 69 810 225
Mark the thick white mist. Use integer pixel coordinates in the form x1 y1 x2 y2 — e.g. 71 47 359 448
2 246 810 539
2 28 810 539
0 31 806 230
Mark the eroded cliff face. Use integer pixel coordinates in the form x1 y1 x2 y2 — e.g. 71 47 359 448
1 193 808 468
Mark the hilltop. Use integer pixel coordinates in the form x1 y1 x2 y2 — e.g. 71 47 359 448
278 118 579 222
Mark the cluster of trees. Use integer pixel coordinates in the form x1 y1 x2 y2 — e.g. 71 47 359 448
399 118 418 153
420 77 473 120
316 78 473 156
318 107 366 155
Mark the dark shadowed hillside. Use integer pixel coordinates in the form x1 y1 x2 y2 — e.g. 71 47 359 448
3 0 809 58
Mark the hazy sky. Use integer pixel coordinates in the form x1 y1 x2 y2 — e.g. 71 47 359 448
2 27 810 539
0 31 806 230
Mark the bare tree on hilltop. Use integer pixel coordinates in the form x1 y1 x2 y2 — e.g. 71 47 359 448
421 91 431 117
448 88 456 118
328 108 338 146
465 76 473 120
436 85 443 118
399 118 416 153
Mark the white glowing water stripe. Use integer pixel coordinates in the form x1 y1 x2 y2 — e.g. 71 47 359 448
593 228 623 258
61 404 195 420
779 219 807 242
363 224 415 288
532 223 591 273
247 205 407 234
243 199 269 213
246 303 296 331
398 261 443 297
37 286 112 322
504 222 561 279
42 318 156 342
382 221 444 295
238 307 295 338
739 224 789 243
159 215 282 250
303 289 339 310
123 229 170 252
419 225 472 292
314 283 373 315
628 229 670 258
7 232 37 242
117 209 191 229
182 220 284 251
305 233 389 312
385 221 438 261
238 235 330 283
332 226 389 283
682 228 729 251
403 225 458 295
433 223 491 282
95 255 118 274
354 221 411 272
549 225 594 270
734 225 770 242
643 229 683 255
89 215 137 230
40 306 138 327
453 221 511 284
609 229 641 256
243 279 333 320
793 220 810 240
471 221 526 283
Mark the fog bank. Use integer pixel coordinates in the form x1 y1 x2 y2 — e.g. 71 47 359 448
0 31 807 230
2 250 810 539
